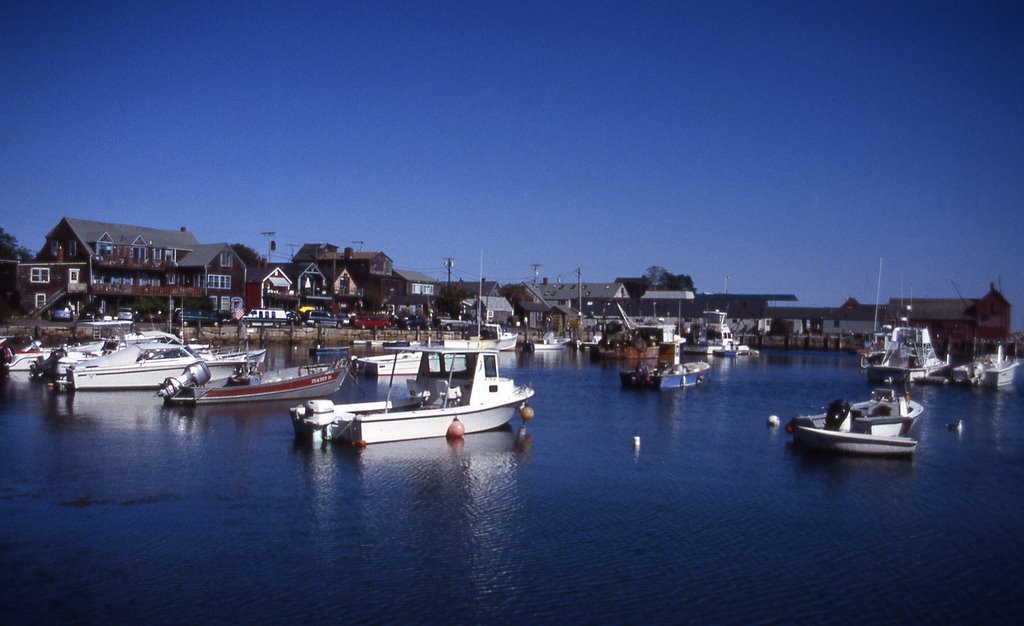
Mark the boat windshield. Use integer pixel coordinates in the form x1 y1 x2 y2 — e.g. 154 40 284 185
423 352 475 379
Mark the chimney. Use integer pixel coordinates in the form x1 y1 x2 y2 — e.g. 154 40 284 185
542 277 549 285
344 247 353 259
180 227 187 232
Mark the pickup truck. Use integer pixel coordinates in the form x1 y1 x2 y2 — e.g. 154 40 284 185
352 314 392 329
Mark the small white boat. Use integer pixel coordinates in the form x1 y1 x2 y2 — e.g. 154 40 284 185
1 338 47 372
951 345 1019 387
785 388 924 457
291 347 535 445
527 332 572 351
443 323 518 351
862 326 948 384
65 343 259 391
353 350 422 378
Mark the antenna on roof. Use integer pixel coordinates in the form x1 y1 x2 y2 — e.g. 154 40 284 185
531 263 540 283
351 240 364 251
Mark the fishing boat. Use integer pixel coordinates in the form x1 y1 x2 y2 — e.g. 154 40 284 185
785 388 924 457
353 350 422 378
950 345 1019 387
160 359 348 405
681 310 751 356
291 346 535 445
862 326 948 384
620 342 709 389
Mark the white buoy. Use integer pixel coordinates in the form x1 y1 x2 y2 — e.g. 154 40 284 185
633 434 640 448
767 415 780 428
947 419 963 432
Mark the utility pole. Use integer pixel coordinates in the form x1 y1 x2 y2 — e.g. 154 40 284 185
531 264 541 284
260 231 276 263
444 257 454 286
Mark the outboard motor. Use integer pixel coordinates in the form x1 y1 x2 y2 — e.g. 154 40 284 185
30 347 67 379
159 361 212 398
824 399 851 431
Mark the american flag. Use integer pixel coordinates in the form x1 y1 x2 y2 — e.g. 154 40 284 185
234 305 245 320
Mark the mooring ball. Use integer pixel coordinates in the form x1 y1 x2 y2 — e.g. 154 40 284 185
520 405 535 421
768 415 780 428
447 419 465 439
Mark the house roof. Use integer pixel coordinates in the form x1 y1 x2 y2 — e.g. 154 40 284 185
394 268 437 283
464 295 514 313
60 217 199 255
640 290 694 300
178 243 233 267
526 281 626 302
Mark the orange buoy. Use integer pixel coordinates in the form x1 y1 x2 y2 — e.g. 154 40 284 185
520 405 535 421
447 418 465 438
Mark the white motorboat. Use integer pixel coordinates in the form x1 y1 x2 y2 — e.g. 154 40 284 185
443 323 518 351
353 350 422 378
65 343 258 391
862 326 948 384
951 345 1019 387
785 388 924 457
291 347 535 445
526 332 572 351
1 338 47 372
682 310 751 356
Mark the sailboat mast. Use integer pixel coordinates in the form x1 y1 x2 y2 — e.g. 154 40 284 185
873 257 883 333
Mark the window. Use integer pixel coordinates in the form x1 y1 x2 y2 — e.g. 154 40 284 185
219 251 233 267
208 274 231 290
97 242 113 256
153 248 163 262
68 240 77 256
50 240 59 256
35 293 46 309
30 267 50 283
69 268 80 283
132 244 147 261
484 354 497 378
220 296 231 310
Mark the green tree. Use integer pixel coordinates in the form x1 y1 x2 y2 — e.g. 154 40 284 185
0 227 33 261
643 266 695 291
434 284 468 319
231 243 261 266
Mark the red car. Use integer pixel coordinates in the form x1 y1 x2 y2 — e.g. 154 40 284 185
352 314 391 329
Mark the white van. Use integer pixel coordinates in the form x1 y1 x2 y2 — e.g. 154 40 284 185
242 308 294 328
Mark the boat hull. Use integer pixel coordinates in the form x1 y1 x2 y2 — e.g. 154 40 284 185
166 367 345 405
294 390 533 445
793 426 917 457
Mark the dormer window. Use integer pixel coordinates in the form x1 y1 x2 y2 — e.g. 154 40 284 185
219 251 233 267
50 240 59 256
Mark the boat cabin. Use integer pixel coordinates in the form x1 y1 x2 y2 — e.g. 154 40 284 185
405 348 504 408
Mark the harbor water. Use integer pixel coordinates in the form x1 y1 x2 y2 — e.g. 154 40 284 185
2 348 1022 624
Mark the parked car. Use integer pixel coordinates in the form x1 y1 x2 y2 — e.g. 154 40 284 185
174 309 219 327
398 314 430 330
51 307 73 321
352 314 392 329
117 307 135 321
302 310 339 328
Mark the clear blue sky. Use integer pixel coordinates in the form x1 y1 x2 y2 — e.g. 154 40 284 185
3 1 1023 327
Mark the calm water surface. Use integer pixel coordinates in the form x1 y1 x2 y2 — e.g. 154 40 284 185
2 348 1022 624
